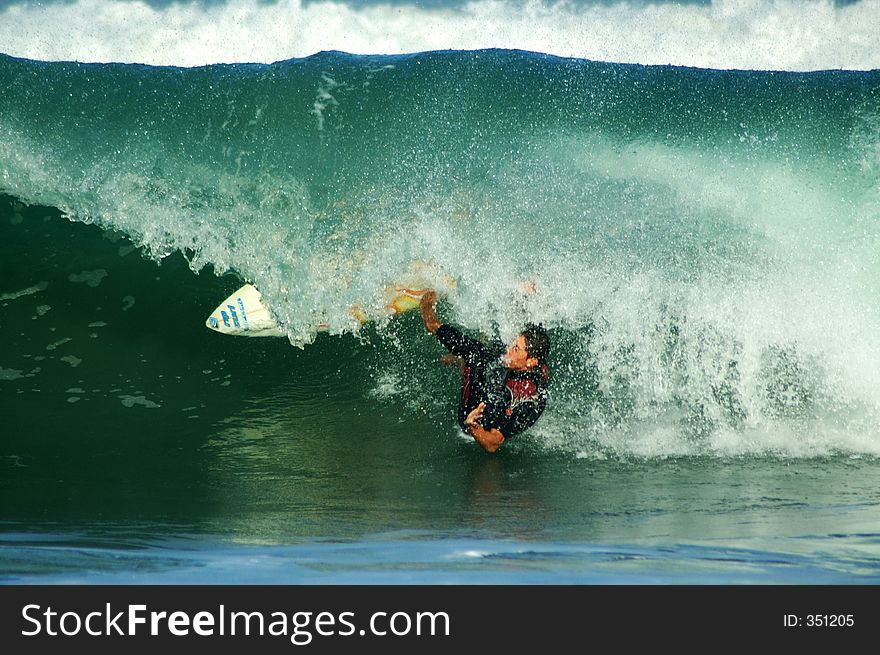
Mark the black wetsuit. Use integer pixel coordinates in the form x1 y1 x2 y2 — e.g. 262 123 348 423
436 324 549 439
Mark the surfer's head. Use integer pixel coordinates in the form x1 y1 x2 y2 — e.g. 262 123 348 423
504 323 550 371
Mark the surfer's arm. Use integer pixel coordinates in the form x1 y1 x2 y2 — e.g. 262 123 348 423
468 425 505 453
421 289 483 358
435 325 489 361
464 402 506 453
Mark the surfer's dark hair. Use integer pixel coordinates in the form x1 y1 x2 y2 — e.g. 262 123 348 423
521 323 550 363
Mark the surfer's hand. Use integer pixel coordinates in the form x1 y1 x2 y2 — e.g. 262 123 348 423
419 289 441 334
465 402 486 427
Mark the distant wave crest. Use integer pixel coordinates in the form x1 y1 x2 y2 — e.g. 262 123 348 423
0 0 878 71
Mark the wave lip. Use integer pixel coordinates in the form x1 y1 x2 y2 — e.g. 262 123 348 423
0 0 878 71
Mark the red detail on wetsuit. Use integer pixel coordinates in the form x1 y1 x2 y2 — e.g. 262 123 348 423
503 364 547 414
462 366 472 406
505 377 538 403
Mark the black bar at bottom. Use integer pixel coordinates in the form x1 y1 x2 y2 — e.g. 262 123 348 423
0 585 874 652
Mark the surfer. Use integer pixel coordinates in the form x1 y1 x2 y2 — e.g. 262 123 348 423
419 290 550 453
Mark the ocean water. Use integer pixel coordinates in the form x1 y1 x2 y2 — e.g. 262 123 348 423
2 0 880 584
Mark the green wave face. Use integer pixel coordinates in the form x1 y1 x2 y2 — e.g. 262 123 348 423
2 50 879 454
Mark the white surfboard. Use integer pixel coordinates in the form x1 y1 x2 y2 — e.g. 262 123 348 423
205 283 282 337
205 261 456 338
